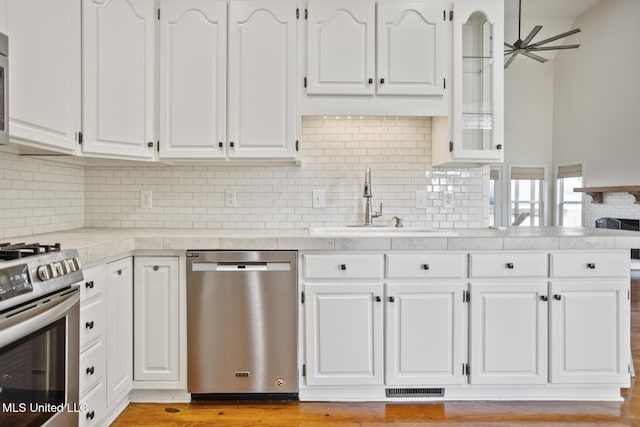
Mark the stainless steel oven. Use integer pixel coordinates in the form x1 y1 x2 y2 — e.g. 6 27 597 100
0 31 7 144
0 245 82 426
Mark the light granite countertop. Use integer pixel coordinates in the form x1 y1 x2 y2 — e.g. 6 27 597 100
9 227 640 266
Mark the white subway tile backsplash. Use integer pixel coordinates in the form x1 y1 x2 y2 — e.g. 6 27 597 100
1 117 490 237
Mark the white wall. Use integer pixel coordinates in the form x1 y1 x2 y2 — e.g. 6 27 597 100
553 0 640 187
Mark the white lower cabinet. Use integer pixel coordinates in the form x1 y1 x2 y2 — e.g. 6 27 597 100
469 282 548 385
133 256 182 385
79 257 133 427
386 282 466 385
304 282 384 385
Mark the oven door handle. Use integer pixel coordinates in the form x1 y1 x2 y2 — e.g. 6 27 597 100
0 290 79 348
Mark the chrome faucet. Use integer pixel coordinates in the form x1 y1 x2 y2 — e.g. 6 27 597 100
363 168 382 226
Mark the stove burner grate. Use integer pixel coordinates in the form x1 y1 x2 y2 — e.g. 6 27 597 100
0 242 62 261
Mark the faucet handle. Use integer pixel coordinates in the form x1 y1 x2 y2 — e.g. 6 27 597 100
373 203 383 218
392 216 403 228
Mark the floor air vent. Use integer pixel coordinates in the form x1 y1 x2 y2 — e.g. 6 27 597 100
385 388 444 398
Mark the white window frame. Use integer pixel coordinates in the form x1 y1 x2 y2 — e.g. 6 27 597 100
555 162 585 227
508 164 547 227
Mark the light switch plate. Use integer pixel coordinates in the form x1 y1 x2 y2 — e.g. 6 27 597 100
416 190 428 209
140 190 152 209
312 190 325 208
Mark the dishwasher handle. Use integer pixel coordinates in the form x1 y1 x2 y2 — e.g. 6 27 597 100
191 262 291 272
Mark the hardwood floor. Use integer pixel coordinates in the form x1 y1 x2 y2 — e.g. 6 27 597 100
112 273 640 426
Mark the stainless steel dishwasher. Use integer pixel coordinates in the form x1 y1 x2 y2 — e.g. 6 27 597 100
186 250 298 398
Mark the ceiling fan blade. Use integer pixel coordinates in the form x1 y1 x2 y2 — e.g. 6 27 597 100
521 25 543 47
504 42 515 49
504 52 519 69
528 28 581 48
528 44 580 51
521 51 548 63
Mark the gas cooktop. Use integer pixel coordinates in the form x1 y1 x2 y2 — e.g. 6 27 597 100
0 242 82 312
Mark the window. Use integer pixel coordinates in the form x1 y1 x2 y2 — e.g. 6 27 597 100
557 164 583 226
489 166 505 227
510 166 545 227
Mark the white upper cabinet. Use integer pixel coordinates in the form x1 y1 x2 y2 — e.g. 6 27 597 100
306 0 375 95
432 1 504 166
303 0 450 116
227 0 298 159
82 0 156 160
376 1 448 96
1 0 80 152
159 0 227 159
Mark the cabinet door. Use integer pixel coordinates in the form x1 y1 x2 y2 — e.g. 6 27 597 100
82 0 156 159
228 0 297 159
550 281 630 384
376 1 448 96
3 0 80 152
304 282 383 385
133 257 180 382
451 1 503 161
307 0 375 95
385 283 466 385
106 257 133 407
469 282 547 384
159 0 227 159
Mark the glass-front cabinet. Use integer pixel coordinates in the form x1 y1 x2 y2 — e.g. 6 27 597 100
432 1 503 166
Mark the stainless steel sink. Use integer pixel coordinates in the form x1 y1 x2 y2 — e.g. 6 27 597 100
308 226 457 237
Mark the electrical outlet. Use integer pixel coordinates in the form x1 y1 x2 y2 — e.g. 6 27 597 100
416 190 428 209
140 190 152 209
225 190 237 207
312 190 325 208
443 191 455 208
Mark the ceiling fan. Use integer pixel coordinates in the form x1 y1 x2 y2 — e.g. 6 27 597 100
504 0 581 69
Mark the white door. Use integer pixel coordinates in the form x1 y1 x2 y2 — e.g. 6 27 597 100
385 283 466 385
469 282 548 384
376 0 448 96
106 257 133 407
550 281 630 384
134 257 180 382
82 0 156 159
306 0 375 95
159 0 227 159
3 0 80 152
304 282 383 385
228 0 297 159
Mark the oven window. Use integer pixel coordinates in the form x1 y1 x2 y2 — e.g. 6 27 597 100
0 317 66 426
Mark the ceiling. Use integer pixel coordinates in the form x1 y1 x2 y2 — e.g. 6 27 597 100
504 0 602 62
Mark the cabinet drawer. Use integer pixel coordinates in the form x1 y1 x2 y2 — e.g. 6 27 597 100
79 382 106 427
79 298 105 350
469 253 547 278
79 339 105 397
304 254 384 279
387 253 465 279
80 264 106 302
551 252 630 278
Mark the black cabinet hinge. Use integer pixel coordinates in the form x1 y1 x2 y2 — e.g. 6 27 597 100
301 291 305 304
449 141 454 152
295 140 299 152
305 8 308 19
157 8 160 20
449 10 453 21
157 141 160 152
463 290 470 303
296 7 299 19
465 363 470 376
443 10 446 21
302 364 306 377
443 78 446 90
304 77 307 88
76 131 83 145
